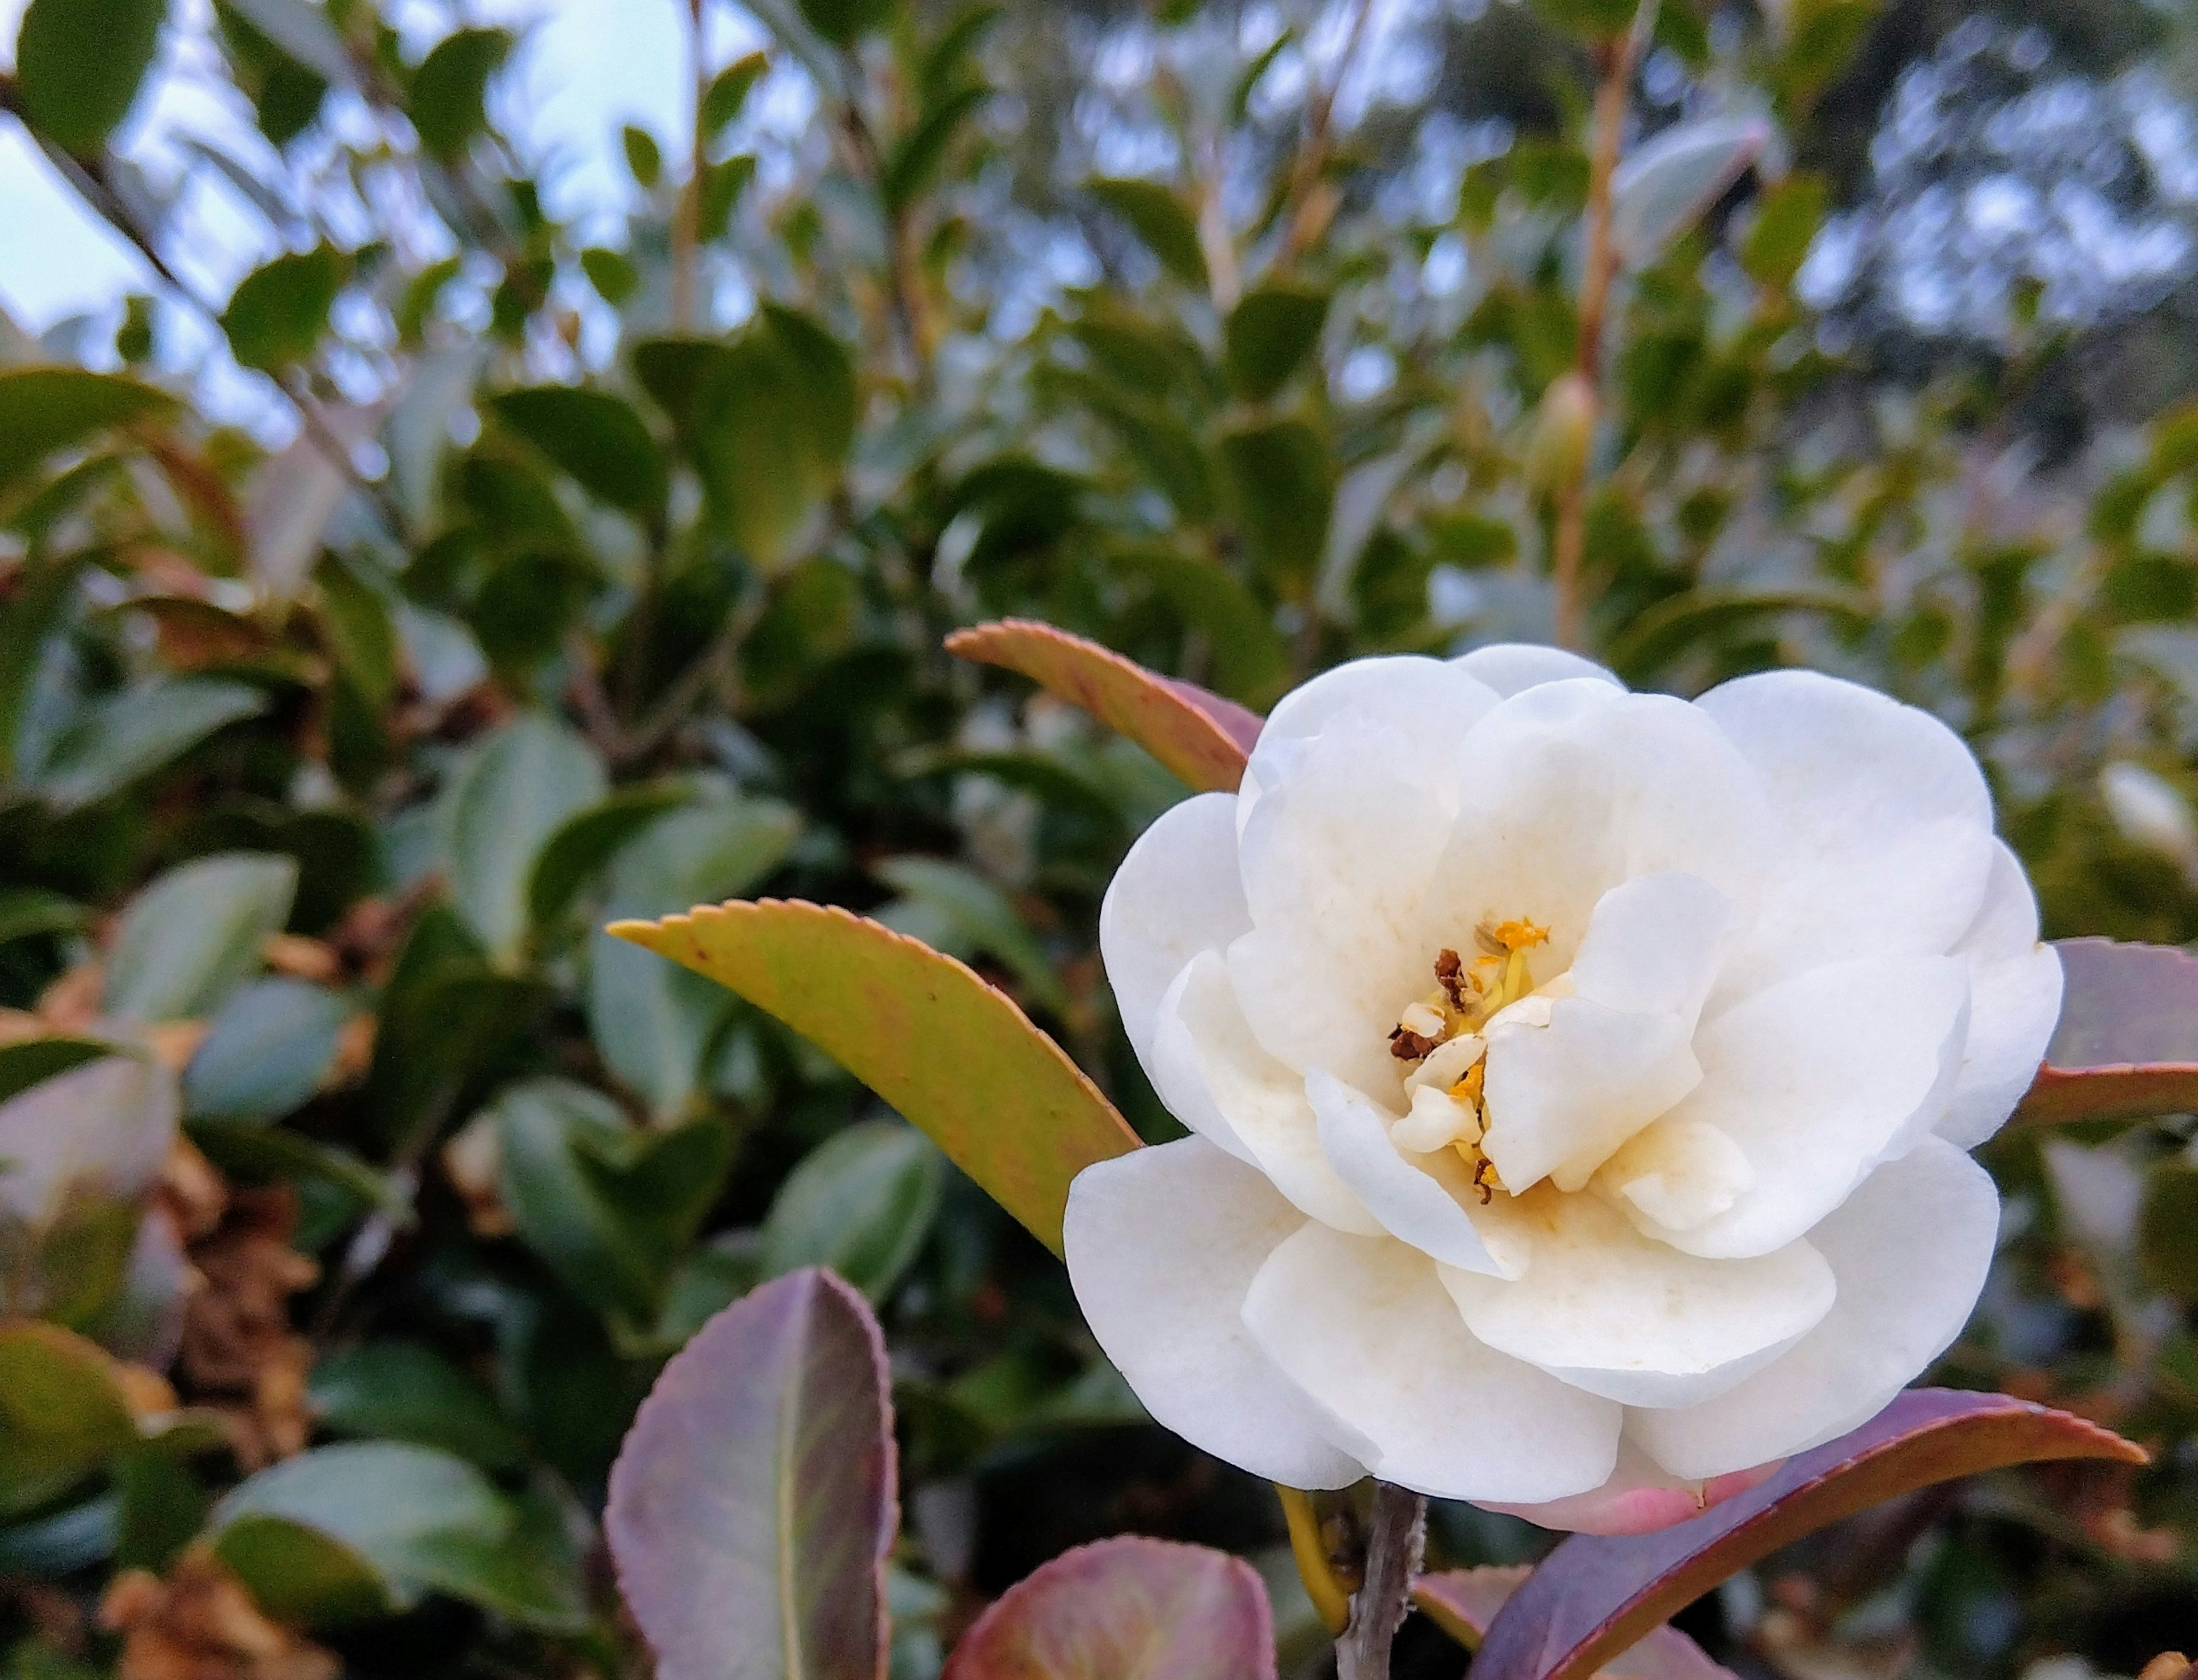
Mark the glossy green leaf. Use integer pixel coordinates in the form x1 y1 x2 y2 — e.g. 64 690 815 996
761 1119 946 1301
1414 1568 1732 1680
0 367 176 493
442 714 606 959
0 888 88 948
1741 172 1828 290
409 26 512 161
1469 1391 2145 1680
884 83 990 214
793 0 894 47
14 0 167 152
608 900 1141 1256
587 799 801 1116
942 1536 1276 1680
105 852 298 1023
488 386 667 519
0 1322 142 1517
492 1077 733 1335
606 1268 896 1680
220 245 349 373
29 678 266 810
182 978 352 1121
2017 939 2198 1124
1216 417 1333 588
212 1441 583 1631
307 1341 527 1469
701 50 769 138
945 618 1259 795
1089 177 1209 291
219 0 354 86
0 1037 112 1106
526 783 691 932
1610 116 1770 268
1224 284 1329 403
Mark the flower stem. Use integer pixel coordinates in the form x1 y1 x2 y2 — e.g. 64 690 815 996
1334 1482 1426 1680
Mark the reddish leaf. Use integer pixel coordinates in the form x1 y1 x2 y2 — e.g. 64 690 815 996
943 1536 1276 1680
2017 938 2198 1125
606 1268 896 1680
608 900 1141 1256
1472 1389 2144 1680
1413 1568 1733 1680
946 619 1260 793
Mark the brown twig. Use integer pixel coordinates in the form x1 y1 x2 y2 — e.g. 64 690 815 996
671 0 706 333
1549 0 1657 649
1334 1482 1426 1680
1280 0 1377 266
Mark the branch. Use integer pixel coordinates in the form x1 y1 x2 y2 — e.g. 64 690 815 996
1549 0 1657 650
1334 1482 1426 1680
1280 0 1377 266
671 0 706 333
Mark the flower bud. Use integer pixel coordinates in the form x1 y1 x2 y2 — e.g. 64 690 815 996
1524 371 1596 496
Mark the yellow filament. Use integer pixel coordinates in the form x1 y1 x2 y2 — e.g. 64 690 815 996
1277 1485 1353 1634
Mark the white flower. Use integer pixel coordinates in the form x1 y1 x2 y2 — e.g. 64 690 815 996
1065 647 2061 1533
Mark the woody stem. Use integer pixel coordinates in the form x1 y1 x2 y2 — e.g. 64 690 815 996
1334 1481 1426 1680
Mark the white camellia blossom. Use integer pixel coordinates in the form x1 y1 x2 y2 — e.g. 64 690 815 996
1065 647 2062 1534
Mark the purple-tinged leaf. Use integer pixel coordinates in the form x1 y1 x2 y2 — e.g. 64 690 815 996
606 1268 896 1680
2017 938 2198 1125
1413 1568 1734 1680
946 619 1260 793
942 1536 1276 1680
1473 1389 2144 1680
608 900 1140 1257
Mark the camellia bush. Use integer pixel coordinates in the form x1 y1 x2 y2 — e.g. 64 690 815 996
5 0 2198 1676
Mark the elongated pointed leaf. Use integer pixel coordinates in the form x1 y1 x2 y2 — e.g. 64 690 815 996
945 619 1259 795
607 900 1140 1255
1088 178 1209 291
943 1536 1275 1680
1610 116 1770 268
15 0 168 153
1413 1568 1733 1680
1471 1390 2145 1680
606 1268 896 1680
2017 939 2198 1124
0 367 177 493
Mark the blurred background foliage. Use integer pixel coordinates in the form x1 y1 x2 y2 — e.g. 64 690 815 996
2 0 2198 1675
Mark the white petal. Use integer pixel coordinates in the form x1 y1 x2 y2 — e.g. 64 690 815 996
1628 1138 1999 1479
1451 643 1623 698
1650 955 1971 1258
1699 671 1997 994
1477 1437 1780 1536
1939 842 2063 1149
1246 654 1500 813
1228 710 1460 1093
1480 873 1736 1192
1240 1221 1620 1503
1595 1116 1754 1231
1062 1139 1366 1489
1152 954 1382 1234
1440 1189 1835 1409
1100 792 1248 1074
1309 1071 1515 1275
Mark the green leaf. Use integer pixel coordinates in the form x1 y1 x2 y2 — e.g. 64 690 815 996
183 978 352 1121
793 0 894 48
580 246 639 305
875 856 1067 1017
105 852 299 1023
0 1322 143 1517
698 153 757 242
945 619 1259 794
1216 417 1333 589
1089 177 1209 291
1609 116 1769 268
188 1119 405 1220
220 245 349 373
700 50 769 139
527 784 692 933
29 678 267 810
219 0 354 86
442 714 607 960
0 367 176 495
489 386 668 519
608 900 1141 1256
1118 548 1290 707
942 1536 1275 1680
2140 1160 2198 1302
409 27 512 161
587 799 801 1117
307 1341 527 1469
315 553 397 709
213 1441 583 1631
883 83 990 214
0 889 88 948
14 0 168 152
606 1270 895 1680
761 1118 946 1301
1224 284 1329 403
1741 173 1828 290
0 1037 112 1106
622 124 662 187
492 1078 733 1336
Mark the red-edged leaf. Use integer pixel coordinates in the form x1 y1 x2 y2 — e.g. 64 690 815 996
1413 1567 1734 1680
1472 1389 2144 1680
2017 938 2198 1124
943 1536 1276 1680
607 900 1141 1256
946 619 1261 793
606 1268 896 1680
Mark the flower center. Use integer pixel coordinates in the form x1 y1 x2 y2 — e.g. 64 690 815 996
1386 918 1549 1203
